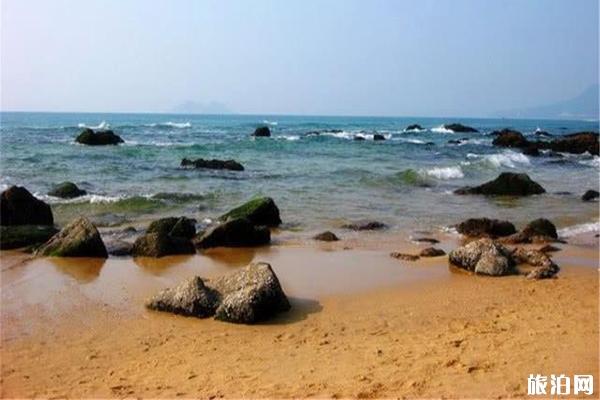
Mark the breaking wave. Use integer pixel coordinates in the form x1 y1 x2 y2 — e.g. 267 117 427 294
77 121 110 130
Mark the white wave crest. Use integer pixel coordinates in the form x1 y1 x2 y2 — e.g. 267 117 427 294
431 125 454 134
558 221 600 237
423 166 464 180
78 121 110 130
579 156 600 168
262 120 278 126
276 135 300 141
467 150 530 169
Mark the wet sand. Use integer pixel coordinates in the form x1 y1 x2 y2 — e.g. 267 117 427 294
1 236 598 398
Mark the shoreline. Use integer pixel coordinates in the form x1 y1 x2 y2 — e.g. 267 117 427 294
1 231 598 398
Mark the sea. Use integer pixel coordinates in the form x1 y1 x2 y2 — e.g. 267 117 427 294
1 112 598 239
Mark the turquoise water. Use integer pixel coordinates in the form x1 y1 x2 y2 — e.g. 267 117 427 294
1 112 598 235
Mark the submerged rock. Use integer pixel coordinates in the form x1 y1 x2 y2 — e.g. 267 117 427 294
390 252 420 261
448 238 515 276
491 129 528 148
132 232 195 257
180 158 244 171
313 231 339 241
342 220 387 231
419 247 446 257
443 123 478 133
252 126 271 137
75 128 124 145
146 262 290 324
454 172 546 196
0 225 58 250
405 124 423 131
456 218 517 238
194 218 270 249
219 197 281 227
0 186 54 226
48 182 87 199
35 217 108 258
147 217 196 239
582 189 599 201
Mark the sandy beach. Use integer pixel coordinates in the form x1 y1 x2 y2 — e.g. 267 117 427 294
1 234 597 398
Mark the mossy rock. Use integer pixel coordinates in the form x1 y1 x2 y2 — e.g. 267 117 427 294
35 217 107 258
146 217 196 239
48 182 87 198
132 232 196 257
219 197 281 227
0 225 58 250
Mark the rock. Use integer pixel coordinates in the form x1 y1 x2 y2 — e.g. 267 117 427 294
522 146 540 156
454 172 546 196
35 217 108 258
219 197 281 227
106 240 133 256
491 129 528 148
447 139 462 144
75 128 124 145
419 247 446 257
132 232 195 257
0 225 58 250
147 217 196 239
373 134 386 141
534 130 552 137
342 220 387 231
313 231 339 241
413 237 439 244
456 218 517 238
146 276 220 318
353 136 366 141
48 182 87 198
538 244 561 253
194 218 270 249
537 132 599 155
211 262 291 324
180 158 244 171
405 124 423 131
443 123 478 133
0 186 54 226
500 218 558 244
390 252 420 261
252 126 271 137
512 248 560 279
448 238 515 276
582 190 599 201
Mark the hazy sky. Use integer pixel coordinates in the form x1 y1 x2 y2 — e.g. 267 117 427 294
1 0 598 116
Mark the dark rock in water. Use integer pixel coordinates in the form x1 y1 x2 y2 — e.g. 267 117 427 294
405 124 423 131
373 134 386 141
454 172 546 196
180 158 244 171
447 139 462 145
582 189 599 201
419 247 446 257
48 182 87 199
132 232 196 257
0 225 58 250
522 146 540 156
353 136 366 141
491 129 528 148
424 142 435 146
35 217 108 258
444 123 478 133
75 128 124 145
313 231 339 241
304 131 320 136
211 262 291 324
342 220 387 231
390 252 420 261
219 197 281 227
0 186 54 226
501 218 558 244
448 238 515 276
146 276 220 318
538 244 561 253
194 218 270 249
106 240 133 256
252 126 271 137
413 237 439 244
534 130 552 137
147 217 196 239
537 132 599 155
456 218 517 238
554 191 572 195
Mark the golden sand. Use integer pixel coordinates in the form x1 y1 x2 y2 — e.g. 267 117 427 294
0 238 598 398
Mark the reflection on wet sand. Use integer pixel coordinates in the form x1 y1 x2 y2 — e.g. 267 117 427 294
134 254 194 275
198 247 257 268
49 257 105 283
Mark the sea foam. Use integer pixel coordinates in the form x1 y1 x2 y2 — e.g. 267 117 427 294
423 166 464 180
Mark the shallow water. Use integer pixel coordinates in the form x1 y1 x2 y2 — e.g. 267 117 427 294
1 112 598 234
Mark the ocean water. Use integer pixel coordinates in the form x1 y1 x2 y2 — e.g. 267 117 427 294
1 112 598 236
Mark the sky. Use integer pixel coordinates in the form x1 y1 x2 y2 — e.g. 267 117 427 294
1 0 598 117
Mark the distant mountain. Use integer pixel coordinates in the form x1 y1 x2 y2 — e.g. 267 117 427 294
495 84 599 120
171 100 232 115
